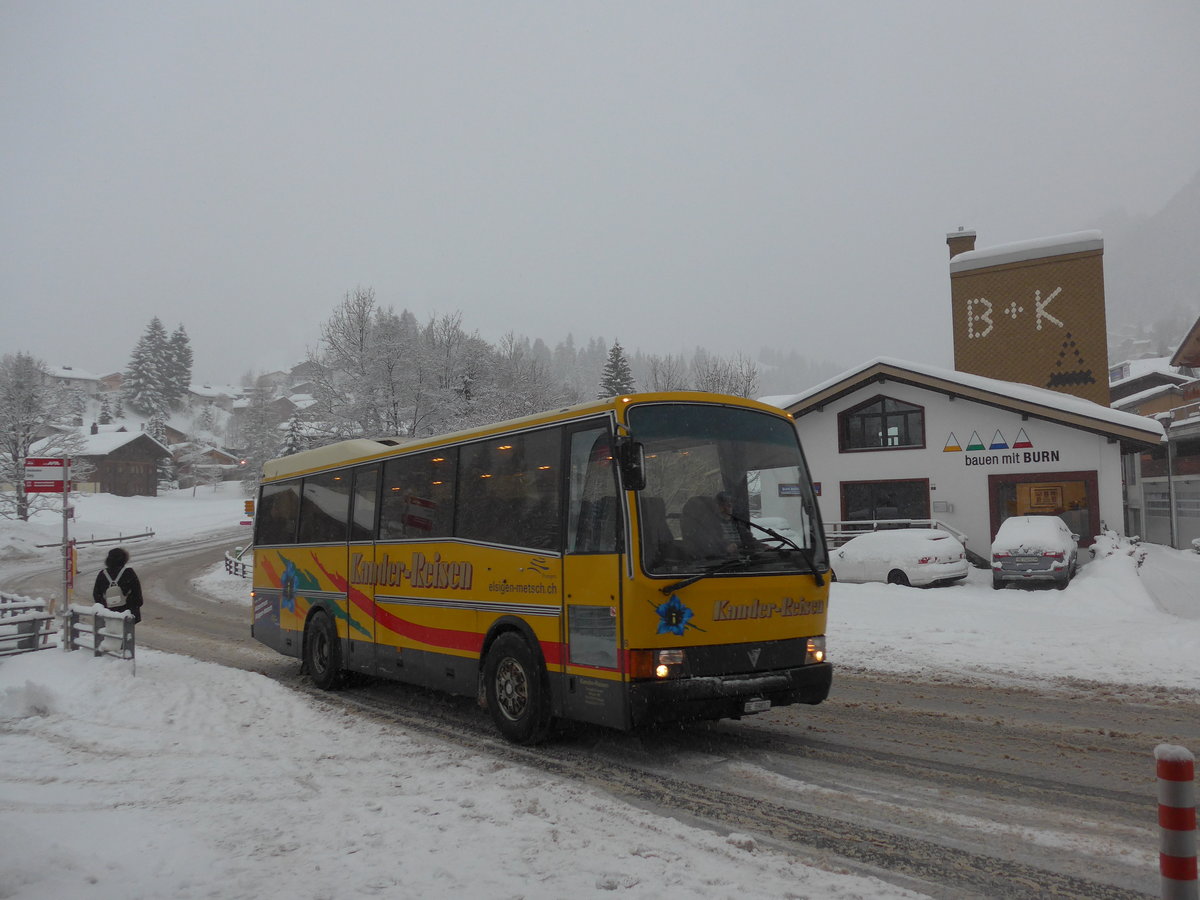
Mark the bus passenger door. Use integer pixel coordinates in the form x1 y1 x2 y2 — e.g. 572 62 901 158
560 424 626 729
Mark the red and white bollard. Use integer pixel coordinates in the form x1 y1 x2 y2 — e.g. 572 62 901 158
1157 743 1197 900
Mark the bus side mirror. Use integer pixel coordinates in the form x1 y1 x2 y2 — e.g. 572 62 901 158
616 439 646 492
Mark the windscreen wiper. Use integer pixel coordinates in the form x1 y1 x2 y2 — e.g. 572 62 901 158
659 557 747 595
731 515 826 587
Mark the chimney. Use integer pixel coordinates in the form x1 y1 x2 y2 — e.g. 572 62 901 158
90 422 99 434
946 228 977 259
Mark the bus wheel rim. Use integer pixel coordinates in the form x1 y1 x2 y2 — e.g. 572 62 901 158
496 657 528 721
313 631 328 672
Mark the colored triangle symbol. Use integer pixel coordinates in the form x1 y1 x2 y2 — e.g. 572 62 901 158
943 433 962 452
989 429 1009 450
965 431 985 451
1013 428 1033 449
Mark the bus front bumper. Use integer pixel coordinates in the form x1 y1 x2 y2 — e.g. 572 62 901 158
628 662 832 727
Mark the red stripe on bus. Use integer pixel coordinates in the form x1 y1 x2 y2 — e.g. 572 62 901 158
258 556 280 587
539 641 563 667
307 552 568 662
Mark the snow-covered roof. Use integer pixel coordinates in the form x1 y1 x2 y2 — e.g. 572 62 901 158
949 230 1103 274
1172 312 1200 368
1109 356 1185 386
33 428 173 458
1110 382 1186 411
46 365 102 382
767 356 1164 447
189 383 242 399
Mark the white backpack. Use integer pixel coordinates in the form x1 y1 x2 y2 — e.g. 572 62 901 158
102 566 128 607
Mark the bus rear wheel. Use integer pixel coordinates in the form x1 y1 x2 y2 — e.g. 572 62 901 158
484 632 552 745
304 611 344 691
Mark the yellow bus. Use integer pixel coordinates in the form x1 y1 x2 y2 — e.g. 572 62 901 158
250 391 831 743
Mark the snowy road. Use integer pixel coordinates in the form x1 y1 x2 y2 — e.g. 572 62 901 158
12 537 1179 897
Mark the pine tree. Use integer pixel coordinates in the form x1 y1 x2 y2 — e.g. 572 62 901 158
195 402 216 435
279 412 307 456
598 340 636 397
98 393 113 425
123 318 171 416
146 413 175 489
166 324 193 408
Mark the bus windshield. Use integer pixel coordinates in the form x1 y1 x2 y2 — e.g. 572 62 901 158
628 402 828 577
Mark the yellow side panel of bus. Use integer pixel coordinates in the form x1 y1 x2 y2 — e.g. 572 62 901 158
623 573 828 649
363 542 564 666
254 545 352 638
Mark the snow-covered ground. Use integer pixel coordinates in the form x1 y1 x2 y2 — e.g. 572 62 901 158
2 487 1199 899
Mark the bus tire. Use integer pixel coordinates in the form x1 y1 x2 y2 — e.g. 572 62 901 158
304 611 344 691
484 632 552 745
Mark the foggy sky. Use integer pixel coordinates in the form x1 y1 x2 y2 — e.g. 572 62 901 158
4 2 1199 385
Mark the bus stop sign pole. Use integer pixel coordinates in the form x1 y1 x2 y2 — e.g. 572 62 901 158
24 457 72 636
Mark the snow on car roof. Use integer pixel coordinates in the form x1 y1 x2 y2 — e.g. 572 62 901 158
847 529 953 543
995 516 1067 539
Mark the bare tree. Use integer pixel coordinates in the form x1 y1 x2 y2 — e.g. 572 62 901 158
692 351 760 398
646 353 690 391
0 353 84 520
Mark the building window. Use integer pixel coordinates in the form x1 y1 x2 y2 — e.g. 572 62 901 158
840 479 930 523
839 395 925 452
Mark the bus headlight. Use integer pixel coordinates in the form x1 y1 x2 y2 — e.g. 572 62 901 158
630 648 687 679
805 636 826 664
655 649 685 678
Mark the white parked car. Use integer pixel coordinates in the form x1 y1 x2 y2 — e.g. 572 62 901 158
832 528 969 587
990 515 1079 590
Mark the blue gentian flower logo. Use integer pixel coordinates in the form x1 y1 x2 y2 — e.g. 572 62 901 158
281 560 297 612
656 594 694 636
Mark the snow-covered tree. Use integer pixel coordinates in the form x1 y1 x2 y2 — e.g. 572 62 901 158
123 317 171 416
0 353 83 520
166 324 194 408
98 393 113 425
598 340 635 397
145 413 174 489
239 385 284 495
279 412 308 456
470 332 566 423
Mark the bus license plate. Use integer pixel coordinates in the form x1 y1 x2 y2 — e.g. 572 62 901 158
744 699 771 713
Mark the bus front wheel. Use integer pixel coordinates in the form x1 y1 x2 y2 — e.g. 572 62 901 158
304 611 344 691
484 632 552 745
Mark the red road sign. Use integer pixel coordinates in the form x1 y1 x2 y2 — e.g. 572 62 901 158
24 457 69 493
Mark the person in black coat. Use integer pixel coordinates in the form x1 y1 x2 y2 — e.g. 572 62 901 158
92 547 144 623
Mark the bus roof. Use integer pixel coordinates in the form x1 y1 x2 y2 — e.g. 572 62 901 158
260 391 791 482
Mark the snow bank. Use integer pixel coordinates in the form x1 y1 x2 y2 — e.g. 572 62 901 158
0 650 923 900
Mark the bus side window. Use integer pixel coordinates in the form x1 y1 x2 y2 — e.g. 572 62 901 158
380 450 456 540
297 470 352 544
350 464 380 541
456 430 561 550
567 428 620 554
257 480 301 545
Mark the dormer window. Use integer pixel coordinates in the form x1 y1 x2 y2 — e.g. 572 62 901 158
838 395 925 452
